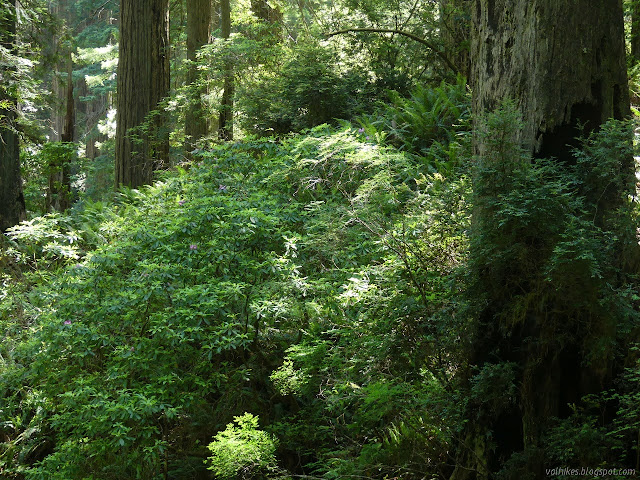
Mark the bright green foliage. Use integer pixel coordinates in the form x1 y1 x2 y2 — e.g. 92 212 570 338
356 77 471 174
2 80 638 479
181 0 449 141
5 214 82 269
240 41 370 134
207 413 278 479
0 100 473 478
380 76 470 155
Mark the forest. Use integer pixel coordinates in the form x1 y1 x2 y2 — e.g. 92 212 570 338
1 0 640 478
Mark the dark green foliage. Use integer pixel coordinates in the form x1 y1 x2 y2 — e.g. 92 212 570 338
469 103 640 475
240 41 371 135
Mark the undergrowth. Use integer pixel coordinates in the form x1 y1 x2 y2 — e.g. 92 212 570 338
0 110 471 479
2 86 639 480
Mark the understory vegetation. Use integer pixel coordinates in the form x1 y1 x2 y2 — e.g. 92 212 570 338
1 79 640 478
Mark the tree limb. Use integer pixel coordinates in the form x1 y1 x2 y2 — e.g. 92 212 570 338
326 27 460 75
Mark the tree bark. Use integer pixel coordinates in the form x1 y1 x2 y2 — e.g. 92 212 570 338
185 0 211 155
632 1 640 64
439 0 471 78
452 1 631 478
46 0 73 212
218 0 234 141
251 0 282 36
47 52 74 212
78 77 109 161
115 0 170 189
472 0 629 159
0 1 25 231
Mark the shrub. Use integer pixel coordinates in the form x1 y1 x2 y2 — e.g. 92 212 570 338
207 414 278 480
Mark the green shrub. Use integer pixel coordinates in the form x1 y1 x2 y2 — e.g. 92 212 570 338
207 413 278 480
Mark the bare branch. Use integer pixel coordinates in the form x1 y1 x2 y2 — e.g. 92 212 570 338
326 27 459 75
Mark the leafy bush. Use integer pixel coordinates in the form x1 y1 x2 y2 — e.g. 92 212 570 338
355 76 470 151
207 413 278 480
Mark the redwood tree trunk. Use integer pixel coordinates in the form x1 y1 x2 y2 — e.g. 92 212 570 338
185 0 211 154
0 1 25 231
218 0 234 141
250 0 282 28
472 0 629 158
451 1 631 478
47 52 74 212
633 1 640 64
115 0 170 188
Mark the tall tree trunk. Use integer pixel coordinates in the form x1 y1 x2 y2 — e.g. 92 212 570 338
633 1 640 64
185 0 211 155
251 0 282 31
47 51 74 212
451 1 631 478
472 0 629 160
439 0 471 78
46 0 74 212
218 0 234 141
115 0 170 188
78 77 108 161
0 1 25 231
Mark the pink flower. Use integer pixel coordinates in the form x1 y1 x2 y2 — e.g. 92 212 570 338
178 200 185 206
190 244 197 250
64 320 72 325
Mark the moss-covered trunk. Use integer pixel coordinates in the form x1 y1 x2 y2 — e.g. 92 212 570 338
452 1 632 478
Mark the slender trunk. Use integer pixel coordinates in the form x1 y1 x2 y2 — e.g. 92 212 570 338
185 0 211 155
633 1 640 64
438 0 471 78
47 53 74 212
46 0 73 212
115 0 170 188
0 1 25 231
78 77 108 160
218 0 233 141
